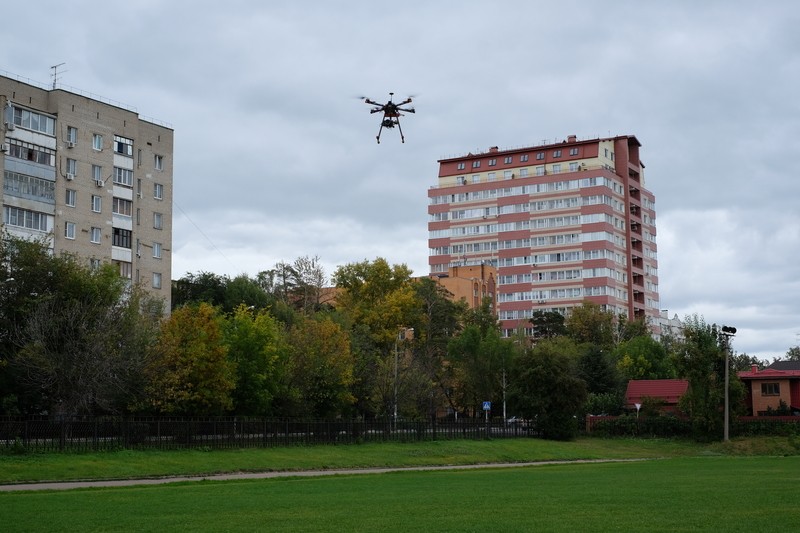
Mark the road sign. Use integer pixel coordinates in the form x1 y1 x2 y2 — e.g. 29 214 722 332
482 401 491 411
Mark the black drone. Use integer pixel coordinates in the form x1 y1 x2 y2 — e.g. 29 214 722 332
361 92 415 143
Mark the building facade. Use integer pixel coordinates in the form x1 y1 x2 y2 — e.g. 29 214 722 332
1 74 173 309
428 135 659 336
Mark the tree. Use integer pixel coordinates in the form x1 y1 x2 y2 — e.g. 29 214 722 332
565 302 616 350
145 303 234 415
529 310 567 341
509 337 587 440
223 304 283 415
171 271 229 310
280 316 355 418
577 344 620 395
785 346 800 362
672 315 746 440
614 335 675 381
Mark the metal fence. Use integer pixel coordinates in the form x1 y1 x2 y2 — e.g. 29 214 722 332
0 416 538 453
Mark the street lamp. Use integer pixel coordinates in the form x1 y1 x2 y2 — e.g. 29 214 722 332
721 325 737 442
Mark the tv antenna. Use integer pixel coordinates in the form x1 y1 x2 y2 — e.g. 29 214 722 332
50 63 66 89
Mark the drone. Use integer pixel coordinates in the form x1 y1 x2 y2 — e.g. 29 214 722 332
362 92 415 143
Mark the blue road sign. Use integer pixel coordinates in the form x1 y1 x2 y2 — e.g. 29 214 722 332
482 401 491 411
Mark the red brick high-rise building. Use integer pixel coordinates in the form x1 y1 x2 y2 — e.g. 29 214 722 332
428 135 659 336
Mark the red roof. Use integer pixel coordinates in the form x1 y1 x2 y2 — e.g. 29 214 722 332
625 379 688 406
739 368 800 380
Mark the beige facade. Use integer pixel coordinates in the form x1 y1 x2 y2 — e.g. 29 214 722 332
1 74 173 309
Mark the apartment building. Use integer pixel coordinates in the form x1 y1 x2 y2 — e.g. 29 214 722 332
428 135 659 337
1 73 173 309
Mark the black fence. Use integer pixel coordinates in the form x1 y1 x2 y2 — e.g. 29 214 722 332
0 416 538 453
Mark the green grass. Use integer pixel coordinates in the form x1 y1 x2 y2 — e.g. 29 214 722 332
2 456 800 531
1 436 798 485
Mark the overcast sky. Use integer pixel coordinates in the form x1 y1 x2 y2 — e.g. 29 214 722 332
3 1 798 360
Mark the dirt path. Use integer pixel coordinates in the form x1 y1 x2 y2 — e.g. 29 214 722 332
0 458 648 492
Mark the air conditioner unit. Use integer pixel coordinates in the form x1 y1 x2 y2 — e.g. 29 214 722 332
66 141 76 149
66 173 75 181
5 122 14 131
94 179 104 187
137 192 143 199
0 143 8 153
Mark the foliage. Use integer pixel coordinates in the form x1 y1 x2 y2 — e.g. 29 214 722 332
584 391 624 416
577 344 620 395
529 310 567 340
614 335 675 381
784 346 800 362
564 302 615 350
673 315 747 440
509 337 587 440
223 305 283 415
145 303 234 415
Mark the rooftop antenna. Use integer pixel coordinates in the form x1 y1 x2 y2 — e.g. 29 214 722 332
50 63 66 89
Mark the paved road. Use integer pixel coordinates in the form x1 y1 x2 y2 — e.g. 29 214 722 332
0 458 647 492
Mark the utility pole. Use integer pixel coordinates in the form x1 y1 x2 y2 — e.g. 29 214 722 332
721 325 737 442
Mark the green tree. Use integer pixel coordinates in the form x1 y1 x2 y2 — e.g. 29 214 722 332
509 337 587 440
529 310 567 341
280 316 355 418
145 303 234 415
171 271 229 310
785 346 800 362
577 344 620 395
224 304 283 415
615 335 675 381
673 315 746 440
565 302 616 350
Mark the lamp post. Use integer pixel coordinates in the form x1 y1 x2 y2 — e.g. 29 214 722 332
721 325 737 442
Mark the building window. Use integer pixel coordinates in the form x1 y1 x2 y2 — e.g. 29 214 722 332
112 228 132 249
65 222 76 240
487 172 496 181
152 272 162 289
113 167 133 187
552 164 562 173
90 227 101 243
761 383 780 396
92 165 103 182
89 258 101 270
153 212 163 230
471 161 480 169
553 149 562 157
65 189 76 207
113 135 133 157
7 141 55 166
3 170 55 202
504 156 512 164
569 162 579 171
113 197 133 217
153 242 162 258
66 126 77 144
569 147 579 156
91 195 102 213
457 162 465 170
154 183 164 200
154 154 164 170
66 158 77 177
92 134 103 151
488 158 496 167
535 166 545 176
115 260 132 279
12 106 56 135
520 154 529 162
503 170 513 179
4 206 48 231
536 152 545 160
471 174 480 183
519 168 528 177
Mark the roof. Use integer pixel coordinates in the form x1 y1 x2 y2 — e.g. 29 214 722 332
738 366 800 379
767 360 800 371
625 379 688 405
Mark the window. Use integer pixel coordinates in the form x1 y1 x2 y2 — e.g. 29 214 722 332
113 197 133 217
7 141 55 166
92 134 103 151
520 154 529 162
154 183 164 200
66 158 77 176
89 258 101 271
569 162 579 171
552 164 562 173
569 147 579 156
154 154 163 170
471 174 480 183
488 158 497 167
4 206 48 231
112 228 132 248
553 149 562 157
65 189 76 207
12 107 55 135
487 172 496 181
65 222 76 240
503 170 513 179
153 212 163 230
536 152 545 160
153 242 162 258
92 165 103 182
113 167 133 187
457 162 465 170
3 170 55 202
471 161 480 169
90 227 101 243
761 383 780 396
152 272 162 289
113 135 133 156
66 126 77 144
535 166 545 176
91 195 102 213
504 156 512 164
115 260 132 279
519 168 528 177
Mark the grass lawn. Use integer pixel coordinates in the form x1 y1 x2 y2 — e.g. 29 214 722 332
4 436 795 484
2 455 800 532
